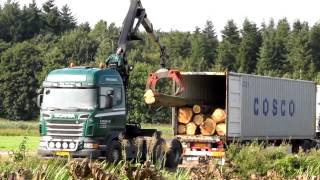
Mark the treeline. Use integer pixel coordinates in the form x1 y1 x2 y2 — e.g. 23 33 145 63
1 0 320 122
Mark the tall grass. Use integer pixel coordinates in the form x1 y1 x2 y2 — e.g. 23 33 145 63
2 139 320 179
0 118 38 136
226 141 320 178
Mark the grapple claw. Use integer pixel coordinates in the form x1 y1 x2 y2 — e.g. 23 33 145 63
146 69 184 96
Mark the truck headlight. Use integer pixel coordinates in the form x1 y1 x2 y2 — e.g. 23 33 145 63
49 141 55 149
69 142 76 149
55 142 61 149
62 142 68 149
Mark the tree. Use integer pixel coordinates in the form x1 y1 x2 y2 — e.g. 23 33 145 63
0 1 22 42
89 21 119 63
257 19 290 76
127 62 153 123
0 42 42 120
20 0 42 40
287 21 314 79
237 19 262 73
41 0 62 34
215 20 240 71
60 4 76 32
274 18 290 73
202 20 218 66
310 23 320 71
58 28 98 65
190 30 206 71
162 31 191 68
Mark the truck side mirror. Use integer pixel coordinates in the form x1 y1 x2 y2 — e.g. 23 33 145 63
100 95 113 109
37 94 43 108
107 89 114 96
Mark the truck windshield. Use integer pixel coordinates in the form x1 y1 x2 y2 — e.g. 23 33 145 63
42 88 97 110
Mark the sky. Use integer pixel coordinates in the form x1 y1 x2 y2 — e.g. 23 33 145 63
8 0 320 37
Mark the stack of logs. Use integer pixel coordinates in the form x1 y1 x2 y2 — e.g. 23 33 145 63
177 105 226 136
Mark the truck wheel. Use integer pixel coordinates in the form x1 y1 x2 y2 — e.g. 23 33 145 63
291 140 300 153
165 139 182 169
106 140 122 163
152 138 166 165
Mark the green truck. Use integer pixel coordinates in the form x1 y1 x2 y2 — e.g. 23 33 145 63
37 66 182 167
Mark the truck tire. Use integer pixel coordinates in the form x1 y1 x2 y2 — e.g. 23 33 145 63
292 140 313 153
106 140 122 163
165 139 182 169
152 138 166 165
291 140 300 153
301 140 312 152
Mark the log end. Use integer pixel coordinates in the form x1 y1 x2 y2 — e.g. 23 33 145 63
212 108 226 123
186 122 197 135
178 107 193 124
192 104 201 114
144 89 156 104
216 123 226 136
200 118 216 136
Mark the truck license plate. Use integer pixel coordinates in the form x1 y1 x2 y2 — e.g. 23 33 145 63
55 151 70 157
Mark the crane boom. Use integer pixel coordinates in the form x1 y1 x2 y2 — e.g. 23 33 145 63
111 0 184 97
118 0 166 68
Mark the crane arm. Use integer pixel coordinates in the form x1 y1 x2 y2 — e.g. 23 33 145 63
117 0 167 68
115 0 184 97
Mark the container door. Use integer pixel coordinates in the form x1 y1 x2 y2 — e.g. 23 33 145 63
227 75 242 137
316 85 320 134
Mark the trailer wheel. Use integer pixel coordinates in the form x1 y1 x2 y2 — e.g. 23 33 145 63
165 139 182 169
301 140 312 152
106 140 122 163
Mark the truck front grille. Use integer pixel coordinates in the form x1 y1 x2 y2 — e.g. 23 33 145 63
46 120 84 137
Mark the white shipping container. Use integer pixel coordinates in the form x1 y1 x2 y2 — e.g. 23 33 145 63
316 85 320 134
173 72 316 140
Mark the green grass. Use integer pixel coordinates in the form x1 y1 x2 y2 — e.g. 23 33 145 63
0 118 39 136
0 136 40 151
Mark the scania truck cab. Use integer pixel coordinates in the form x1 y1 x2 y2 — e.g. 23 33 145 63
38 67 127 160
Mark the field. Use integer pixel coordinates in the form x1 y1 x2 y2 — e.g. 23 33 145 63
2 119 320 179
0 136 39 151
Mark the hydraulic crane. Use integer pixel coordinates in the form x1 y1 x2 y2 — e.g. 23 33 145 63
108 0 184 96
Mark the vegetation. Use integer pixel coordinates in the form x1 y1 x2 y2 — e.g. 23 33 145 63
2 139 320 179
0 118 38 136
0 136 39 150
225 142 320 179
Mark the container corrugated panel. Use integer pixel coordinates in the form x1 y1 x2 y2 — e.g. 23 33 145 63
230 73 316 139
316 85 320 133
173 72 316 140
